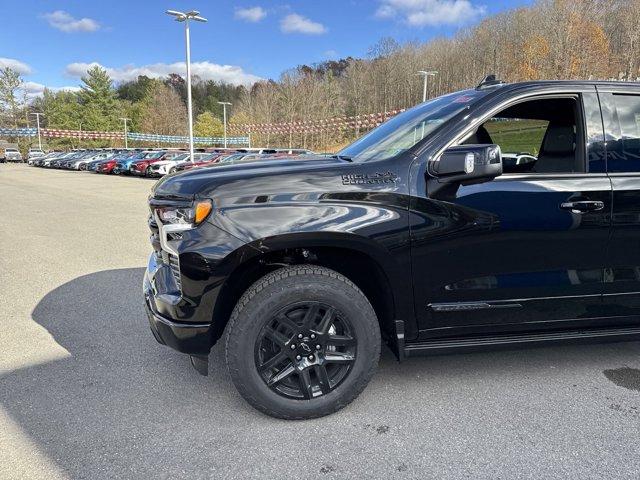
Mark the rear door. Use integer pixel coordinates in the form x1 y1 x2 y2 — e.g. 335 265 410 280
598 88 640 320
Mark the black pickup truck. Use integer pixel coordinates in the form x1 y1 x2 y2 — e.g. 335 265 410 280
144 77 640 419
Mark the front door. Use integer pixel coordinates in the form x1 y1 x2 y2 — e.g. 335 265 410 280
410 90 613 338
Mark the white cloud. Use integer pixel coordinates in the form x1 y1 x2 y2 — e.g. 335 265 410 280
280 13 327 35
43 10 100 33
65 61 262 86
23 81 81 100
235 6 267 22
0 57 33 75
375 0 485 26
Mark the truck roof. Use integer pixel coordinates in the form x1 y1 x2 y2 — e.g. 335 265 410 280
478 79 640 91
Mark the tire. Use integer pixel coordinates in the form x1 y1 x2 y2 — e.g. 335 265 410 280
169 167 176 174
225 265 380 420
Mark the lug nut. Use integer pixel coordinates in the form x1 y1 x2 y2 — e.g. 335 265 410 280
308 355 314 361
298 333 303 339
296 355 302 360
316 344 321 350
310 334 316 339
290 344 296 349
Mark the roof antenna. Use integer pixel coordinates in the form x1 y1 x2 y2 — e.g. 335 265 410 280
477 74 505 89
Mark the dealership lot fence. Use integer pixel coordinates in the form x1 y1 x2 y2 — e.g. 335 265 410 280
0 108 405 143
0 127 249 146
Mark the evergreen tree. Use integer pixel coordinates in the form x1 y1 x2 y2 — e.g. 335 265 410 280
78 66 121 132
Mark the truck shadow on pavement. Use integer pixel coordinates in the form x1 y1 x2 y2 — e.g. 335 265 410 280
2 268 640 478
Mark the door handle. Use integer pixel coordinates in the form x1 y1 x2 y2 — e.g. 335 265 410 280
559 200 605 213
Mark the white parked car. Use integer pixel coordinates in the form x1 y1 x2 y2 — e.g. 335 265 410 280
147 152 207 177
3 148 23 162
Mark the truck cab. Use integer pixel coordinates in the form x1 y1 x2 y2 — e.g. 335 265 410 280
143 79 640 419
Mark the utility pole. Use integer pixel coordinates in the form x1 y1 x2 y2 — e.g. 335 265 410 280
417 70 438 103
218 101 232 148
30 112 43 150
120 117 130 148
166 9 208 161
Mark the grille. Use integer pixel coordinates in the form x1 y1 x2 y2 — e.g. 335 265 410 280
168 253 182 290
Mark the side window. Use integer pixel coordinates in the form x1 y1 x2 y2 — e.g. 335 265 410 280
608 94 640 173
462 97 584 174
484 118 548 157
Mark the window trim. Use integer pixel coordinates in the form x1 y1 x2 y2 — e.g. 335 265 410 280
430 91 591 177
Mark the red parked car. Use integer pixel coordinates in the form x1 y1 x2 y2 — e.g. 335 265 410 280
96 157 120 173
173 152 229 172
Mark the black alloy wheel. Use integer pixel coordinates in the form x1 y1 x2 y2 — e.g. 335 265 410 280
255 302 357 400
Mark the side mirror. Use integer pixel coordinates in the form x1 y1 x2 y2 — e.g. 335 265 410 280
432 144 503 184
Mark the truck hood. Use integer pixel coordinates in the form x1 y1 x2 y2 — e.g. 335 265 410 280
152 155 347 199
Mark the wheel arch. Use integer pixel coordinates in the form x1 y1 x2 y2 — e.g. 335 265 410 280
210 232 409 347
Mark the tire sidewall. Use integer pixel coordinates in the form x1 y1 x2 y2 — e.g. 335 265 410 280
227 269 380 418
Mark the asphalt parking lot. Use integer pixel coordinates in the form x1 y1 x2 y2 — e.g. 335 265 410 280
1 163 640 479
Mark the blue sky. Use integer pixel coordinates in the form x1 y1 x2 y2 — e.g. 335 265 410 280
0 0 533 97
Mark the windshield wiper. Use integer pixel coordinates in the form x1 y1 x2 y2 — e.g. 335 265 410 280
331 154 353 162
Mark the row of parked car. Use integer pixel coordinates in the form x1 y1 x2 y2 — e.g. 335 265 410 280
27 147 316 177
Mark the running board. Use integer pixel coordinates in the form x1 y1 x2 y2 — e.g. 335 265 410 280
403 327 640 358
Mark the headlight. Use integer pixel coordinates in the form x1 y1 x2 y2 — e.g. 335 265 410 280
156 199 213 226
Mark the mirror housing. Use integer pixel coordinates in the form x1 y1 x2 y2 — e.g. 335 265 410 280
432 144 503 184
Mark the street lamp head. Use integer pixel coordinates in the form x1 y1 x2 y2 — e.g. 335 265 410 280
217 101 232 106
167 9 207 22
166 10 186 20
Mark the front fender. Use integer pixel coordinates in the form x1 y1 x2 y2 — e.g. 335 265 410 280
208 196 415 336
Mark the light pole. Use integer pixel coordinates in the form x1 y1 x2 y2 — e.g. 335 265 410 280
120 117 130 148
29 112 43 150
417 70 438 103
217 101 231 148
166 9 207 161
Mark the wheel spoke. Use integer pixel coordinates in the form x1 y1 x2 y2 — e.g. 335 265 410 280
326 334 356 347
316 307 335 334
267 363 296 386
315 365 331 394
302 303 320 328
276 314 300 335
324 352 355 364
298 369 314 399
265 326 290 347
259 351 287 373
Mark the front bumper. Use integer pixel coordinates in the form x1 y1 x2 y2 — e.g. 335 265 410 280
142 254 212 355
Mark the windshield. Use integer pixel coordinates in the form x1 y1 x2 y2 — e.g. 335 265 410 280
218 153 244 163
338 90 484 162
172 153 190 162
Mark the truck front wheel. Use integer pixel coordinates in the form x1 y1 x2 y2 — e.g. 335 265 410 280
225 265 381 419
